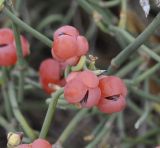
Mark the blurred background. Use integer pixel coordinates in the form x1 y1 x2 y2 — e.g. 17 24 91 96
0 0 160 147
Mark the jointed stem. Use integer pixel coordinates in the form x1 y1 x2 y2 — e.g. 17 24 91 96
107 11 160 74
8 82 36 140
3 7 52 48
12 21 25 103
39 88 64 138
86 115 116 148
58 109 88 144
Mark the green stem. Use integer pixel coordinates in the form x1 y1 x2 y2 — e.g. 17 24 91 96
118 0 127 29
12 22 25 103
17 71 25 103
12 23 25 66
110 26 160 63
99 0 121 7
8 82 36 140
0 116 13 131
134 101 150 129
64 65 71 78
39 88 64 138
134 63 160 84
115 58 143 77
37 14 63 30
25 78 41 89
129 87 160 103
1 67 12 120
71 56 86 71
107 11 160 74
62 1 78 24
3 7 52 47
1 85 12 120
86 115 116 148
58 109 88 144
117 112 125 137
127 99 156 128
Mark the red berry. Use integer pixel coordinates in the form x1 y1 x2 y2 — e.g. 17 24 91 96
0 28 30 66
18 144 32 148
0 28 14 44
64 70 100 108
59 56 80 70
53 25 79 39
98 95 126 114
99 76 127 97
81 88 101 108
66 72 79 83
32 139 52 148
64 78 88 103
52 35 78 61
97 76 127 114
39 58 61 94
16 36 30 56
78 70 99 88
77 36 89 56
52 26 89 65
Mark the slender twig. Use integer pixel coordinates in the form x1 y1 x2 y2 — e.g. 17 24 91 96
39 88 64 138
110 26 160 63
0 116 13 131
134 80 150 129
3 7 52 47
58 109 88 144
86 115 116 148
1 67 12 120
116 58 143 77
99 0 121 7
107 11 160 74
118 0 127 29
129 87 160 103
133 63 160 84
12 22 25 103
8 82 36 140
37 14 63 30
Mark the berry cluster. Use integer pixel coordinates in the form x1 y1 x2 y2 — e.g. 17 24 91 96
39 25 89 94
18 138 52 148
0 28 30 66
39 25 127 114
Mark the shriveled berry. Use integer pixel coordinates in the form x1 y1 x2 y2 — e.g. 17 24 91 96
39 58 61 94
97 76 127 114
32 139 52 148
54 25 79 39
